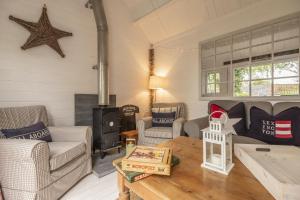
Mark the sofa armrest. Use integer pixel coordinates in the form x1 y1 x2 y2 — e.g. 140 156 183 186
48 126 92 156
184 116 209 139
0 139 50 191
172 117 185 138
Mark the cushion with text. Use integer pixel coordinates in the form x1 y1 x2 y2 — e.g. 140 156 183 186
152 112 176 127
1 121 52 142
247 106 300 146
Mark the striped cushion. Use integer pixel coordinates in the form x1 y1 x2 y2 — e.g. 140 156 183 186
152 106 181 119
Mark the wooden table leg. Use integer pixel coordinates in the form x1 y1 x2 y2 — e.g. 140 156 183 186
118 172 130 200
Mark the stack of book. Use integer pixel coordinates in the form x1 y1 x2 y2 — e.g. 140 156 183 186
113 146 180 183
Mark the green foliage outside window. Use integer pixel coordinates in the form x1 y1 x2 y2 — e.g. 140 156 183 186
234 60 299 97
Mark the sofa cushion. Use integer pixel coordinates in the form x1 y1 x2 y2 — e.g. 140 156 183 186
244 101 272 129
48 142 86 171
248 106 300 145
208 100 241 114
273 102 300 115
1 122 52 142
144 127 173 139
210 102 246 135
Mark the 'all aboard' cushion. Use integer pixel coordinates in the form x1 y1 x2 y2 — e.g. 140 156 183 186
247 106 300 146
152 112 176 127
1 121 52 142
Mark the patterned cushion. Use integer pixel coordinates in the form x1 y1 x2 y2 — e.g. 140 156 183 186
144 127 173 139
210 103 246 135
48 142 86 171
1 122 52 142
152 106 181 119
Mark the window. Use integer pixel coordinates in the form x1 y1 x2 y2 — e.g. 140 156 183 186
200 15 300 98
207 72 220 94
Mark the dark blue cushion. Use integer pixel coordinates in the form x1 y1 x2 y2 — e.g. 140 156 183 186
1 121 52 142
152 112 176 127
247 106 300 146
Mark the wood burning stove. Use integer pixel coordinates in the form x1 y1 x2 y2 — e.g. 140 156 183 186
88 0 122 159
93 106 121 158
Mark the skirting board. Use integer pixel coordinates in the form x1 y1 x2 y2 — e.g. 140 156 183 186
234 144 300 200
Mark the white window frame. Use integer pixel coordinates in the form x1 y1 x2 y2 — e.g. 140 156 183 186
199 14 300 100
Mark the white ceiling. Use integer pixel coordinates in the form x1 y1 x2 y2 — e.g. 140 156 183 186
122 0 263 43
122 0 172 21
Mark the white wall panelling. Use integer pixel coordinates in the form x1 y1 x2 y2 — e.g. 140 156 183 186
0 0 150 125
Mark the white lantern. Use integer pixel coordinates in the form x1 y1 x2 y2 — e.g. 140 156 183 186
201 111 234 175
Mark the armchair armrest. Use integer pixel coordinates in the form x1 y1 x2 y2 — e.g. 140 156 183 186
137 117 152 144
0 139 50 191
48 126 92 156
48 126 91 142
184 116 209 139
172 117 185 138
137 117 152 133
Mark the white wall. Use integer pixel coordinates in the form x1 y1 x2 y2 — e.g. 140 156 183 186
0 0 150 125
105 0 150 119
154 0 300 120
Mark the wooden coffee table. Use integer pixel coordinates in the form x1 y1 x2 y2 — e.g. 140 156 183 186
117 136 274 200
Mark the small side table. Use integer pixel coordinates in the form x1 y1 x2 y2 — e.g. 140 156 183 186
120 130 138 145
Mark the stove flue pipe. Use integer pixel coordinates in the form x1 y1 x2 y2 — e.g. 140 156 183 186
89 0 109 105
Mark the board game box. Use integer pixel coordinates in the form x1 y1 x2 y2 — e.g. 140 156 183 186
114 155 180 182
121 146 172 175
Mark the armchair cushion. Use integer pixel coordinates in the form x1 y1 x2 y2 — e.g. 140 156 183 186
48 142 86 171
1 122 52 142
152 103 185 119
152 112 176 127
144 127 173 139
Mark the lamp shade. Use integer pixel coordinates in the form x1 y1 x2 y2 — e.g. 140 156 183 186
149 75 164 89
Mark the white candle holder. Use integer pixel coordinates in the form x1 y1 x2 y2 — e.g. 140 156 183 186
201 111 234 175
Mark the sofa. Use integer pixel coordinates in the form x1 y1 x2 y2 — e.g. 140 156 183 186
184 100 300 144
137 103 186 146
0 105 92 200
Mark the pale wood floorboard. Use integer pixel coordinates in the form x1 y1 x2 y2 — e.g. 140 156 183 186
61 172 118 200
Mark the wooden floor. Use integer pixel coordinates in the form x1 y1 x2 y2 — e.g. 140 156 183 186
61 172 118 200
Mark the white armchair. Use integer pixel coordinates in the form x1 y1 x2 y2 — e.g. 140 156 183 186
0 105 92 200
137 103 186 146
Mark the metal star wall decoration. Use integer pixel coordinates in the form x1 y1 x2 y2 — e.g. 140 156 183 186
9 5 72 58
